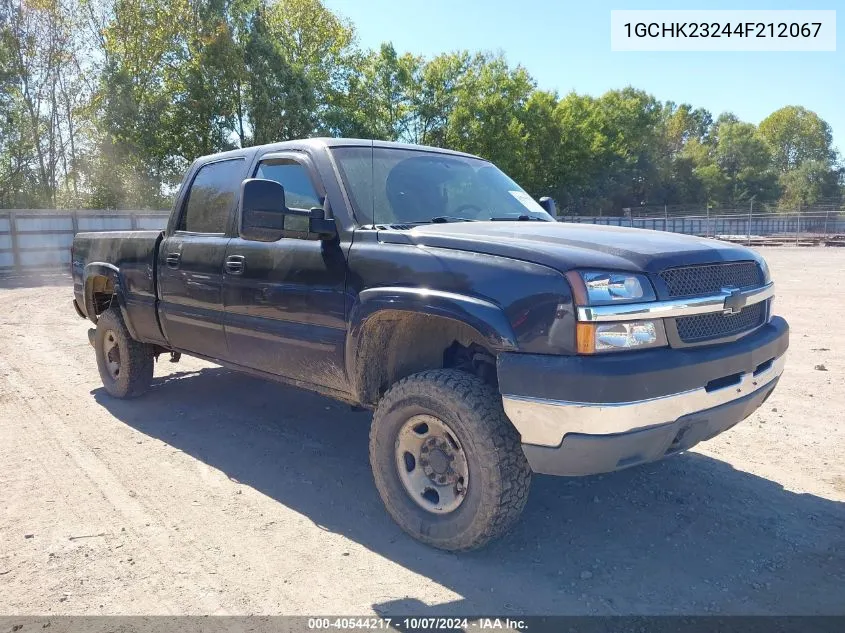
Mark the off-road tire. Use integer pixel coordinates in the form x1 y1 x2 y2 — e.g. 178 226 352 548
369 369 531 551
94 306 154 398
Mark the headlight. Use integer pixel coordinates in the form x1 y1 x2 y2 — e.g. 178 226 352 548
567 270 665 354
577 319 667 354
580 271 656 304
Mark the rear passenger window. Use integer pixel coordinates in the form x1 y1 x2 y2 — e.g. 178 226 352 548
179 158 244 233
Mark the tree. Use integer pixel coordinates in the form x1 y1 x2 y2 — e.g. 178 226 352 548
551 92 599 211
407 52 468 147
165 0 242 158
90 0 191 207
778 160 842 209
444 53 534 180
0 0 90 207
759 106 836 173
663 102 712 156
327 42 418 140
263 0 357 133
243 7 315 144
518 89 561 199
710 119 778 205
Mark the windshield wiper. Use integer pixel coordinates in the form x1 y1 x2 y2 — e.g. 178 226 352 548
490 215 549 222
408 216 479 225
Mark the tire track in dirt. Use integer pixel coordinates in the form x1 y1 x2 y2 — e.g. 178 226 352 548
0 342 230 613
0 284 458 614
0 285 247 613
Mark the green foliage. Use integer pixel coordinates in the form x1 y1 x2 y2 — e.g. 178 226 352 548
759 106 836 173
0 0 841 212
443 53 535 180
778 160 842 209
244 11 315 144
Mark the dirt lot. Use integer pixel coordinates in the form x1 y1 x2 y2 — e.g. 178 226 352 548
0 247 843 616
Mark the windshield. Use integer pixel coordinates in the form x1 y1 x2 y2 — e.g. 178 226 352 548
330 146 555 225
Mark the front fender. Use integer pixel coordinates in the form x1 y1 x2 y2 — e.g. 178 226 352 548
345 286 520 403
348 287 519 356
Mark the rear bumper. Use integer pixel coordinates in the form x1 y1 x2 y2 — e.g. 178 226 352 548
498 316 788 476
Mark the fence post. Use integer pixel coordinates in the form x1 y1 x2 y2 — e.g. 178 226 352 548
9 211 21 274
795 207 801 246
823 210 829 242
71 210 79 235
130 213 138 230
747 199 753 245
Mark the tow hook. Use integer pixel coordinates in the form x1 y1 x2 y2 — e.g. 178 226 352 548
87 328 96 347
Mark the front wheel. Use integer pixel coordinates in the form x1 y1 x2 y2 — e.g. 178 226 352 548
369 369 531 551
94 307 154 398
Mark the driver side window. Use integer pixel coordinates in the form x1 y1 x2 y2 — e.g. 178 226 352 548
255 160 321 232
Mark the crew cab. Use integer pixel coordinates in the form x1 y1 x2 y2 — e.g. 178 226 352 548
72 138 789 551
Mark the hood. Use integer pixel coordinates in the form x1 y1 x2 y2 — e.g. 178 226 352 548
377 221 764 273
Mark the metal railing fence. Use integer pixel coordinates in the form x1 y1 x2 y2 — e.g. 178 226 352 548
2 207 843 276
559 211 845 245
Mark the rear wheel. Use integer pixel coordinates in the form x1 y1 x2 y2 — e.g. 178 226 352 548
369 369 531 551
94 307 154 398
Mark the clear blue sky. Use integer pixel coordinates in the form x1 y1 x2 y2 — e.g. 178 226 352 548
324 0 844 155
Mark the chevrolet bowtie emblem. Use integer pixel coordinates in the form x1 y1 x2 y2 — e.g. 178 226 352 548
722 287 747 315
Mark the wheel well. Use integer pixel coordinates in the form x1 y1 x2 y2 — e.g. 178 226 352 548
354 311 498 406
86 275 116 319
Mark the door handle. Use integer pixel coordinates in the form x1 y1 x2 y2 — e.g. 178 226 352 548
225 255 245 275
165 252 181 268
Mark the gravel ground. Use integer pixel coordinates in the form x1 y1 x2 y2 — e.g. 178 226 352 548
0 247 843 616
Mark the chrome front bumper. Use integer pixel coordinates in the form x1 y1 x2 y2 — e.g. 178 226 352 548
502 352 786 449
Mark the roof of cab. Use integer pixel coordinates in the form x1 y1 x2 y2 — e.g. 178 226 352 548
193 137 483 165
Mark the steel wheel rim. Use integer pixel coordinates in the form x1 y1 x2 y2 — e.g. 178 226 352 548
395 414 469 514
103 329 121 379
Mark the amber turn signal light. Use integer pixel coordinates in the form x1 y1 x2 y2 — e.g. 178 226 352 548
576 322 597 354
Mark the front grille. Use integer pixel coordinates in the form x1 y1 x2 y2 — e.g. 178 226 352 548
659 262 763 298
676 302 767 343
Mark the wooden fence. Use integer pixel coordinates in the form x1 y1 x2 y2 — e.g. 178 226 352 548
0 210 169 274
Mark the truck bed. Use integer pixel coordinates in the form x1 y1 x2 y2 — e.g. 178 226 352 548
72 230 165 344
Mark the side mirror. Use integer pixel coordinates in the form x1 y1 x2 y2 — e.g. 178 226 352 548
539 196 557 217
240 178 336 241
241 178 286 242
308 207 337 239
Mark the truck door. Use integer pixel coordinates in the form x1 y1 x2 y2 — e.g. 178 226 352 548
157 157 246 360
222 152 348 389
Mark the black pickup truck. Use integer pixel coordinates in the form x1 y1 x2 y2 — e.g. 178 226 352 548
72 138 789 551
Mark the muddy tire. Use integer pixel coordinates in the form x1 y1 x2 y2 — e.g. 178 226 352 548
94 306 154 399
369 369 531 551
